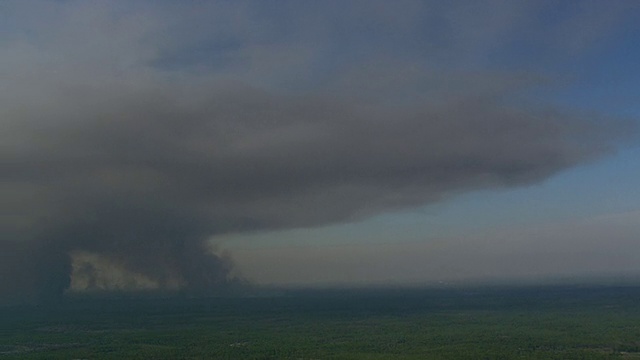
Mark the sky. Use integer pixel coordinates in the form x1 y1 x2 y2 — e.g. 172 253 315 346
1 0 640 303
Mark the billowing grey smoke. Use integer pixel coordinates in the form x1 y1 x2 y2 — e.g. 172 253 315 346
2 79 624 302
0 1 635 303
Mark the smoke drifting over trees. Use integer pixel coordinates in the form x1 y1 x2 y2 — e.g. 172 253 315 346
1 1 635 303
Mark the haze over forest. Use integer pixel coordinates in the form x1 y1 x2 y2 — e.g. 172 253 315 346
1 0 639 304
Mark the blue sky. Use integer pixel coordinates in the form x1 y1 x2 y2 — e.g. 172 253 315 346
2 1 640 296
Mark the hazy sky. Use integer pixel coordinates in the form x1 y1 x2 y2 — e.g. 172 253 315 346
1 1 639 301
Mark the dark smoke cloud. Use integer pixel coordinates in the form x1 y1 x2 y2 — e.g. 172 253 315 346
0 241 71 304
0 1 634 303
2 78 624 302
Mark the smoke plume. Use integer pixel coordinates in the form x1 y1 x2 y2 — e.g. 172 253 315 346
0 1 634 303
